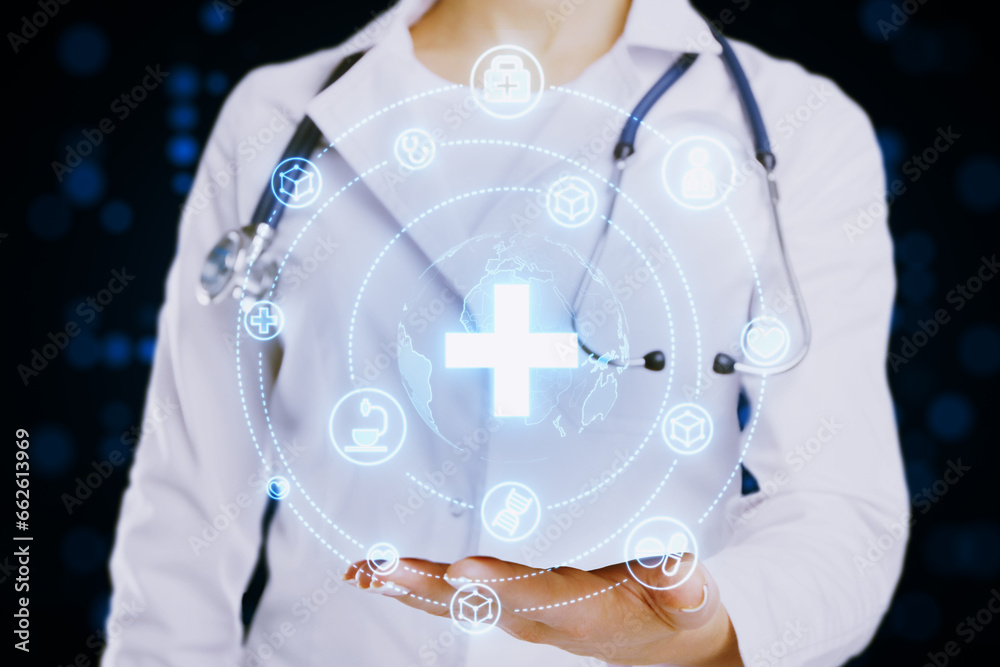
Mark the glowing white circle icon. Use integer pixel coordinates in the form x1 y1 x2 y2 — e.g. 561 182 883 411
661 136 736 211
394 128 436 170
366 542 400 576
470 45 545 119
244 300 284 341
740 316 791 367
270 157 322 209
661 403 713 455
624 517 698 590
480 482 541 542
450 582 502 634
328 389 407 466
545 176 598 228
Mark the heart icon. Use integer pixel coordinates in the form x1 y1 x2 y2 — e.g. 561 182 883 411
746 324 786 359
368 548 398 571
267 478 289 498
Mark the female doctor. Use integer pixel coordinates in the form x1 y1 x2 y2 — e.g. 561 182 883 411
104 0 908 665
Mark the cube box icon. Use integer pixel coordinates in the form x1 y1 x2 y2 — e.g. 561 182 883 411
669 410 705 448
458 590 493 625
279 165 314 201
546 176 597 227
662 403 713 455
450 583 502 634
554 183 590 220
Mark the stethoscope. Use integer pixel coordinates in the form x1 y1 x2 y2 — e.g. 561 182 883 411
197 28 811 378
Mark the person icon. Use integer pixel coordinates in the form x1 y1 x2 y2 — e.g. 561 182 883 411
681 147 716 199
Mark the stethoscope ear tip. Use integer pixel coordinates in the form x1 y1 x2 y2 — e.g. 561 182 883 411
712 354 736 375
643 351 666 371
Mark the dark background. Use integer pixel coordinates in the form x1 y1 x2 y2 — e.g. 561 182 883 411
6 0 999 665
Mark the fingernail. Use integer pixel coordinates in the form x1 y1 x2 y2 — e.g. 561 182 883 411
444 575 471 588
680 585 708 613
345 577 359 588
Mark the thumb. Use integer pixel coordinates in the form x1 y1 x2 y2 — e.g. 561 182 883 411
596 554 718 631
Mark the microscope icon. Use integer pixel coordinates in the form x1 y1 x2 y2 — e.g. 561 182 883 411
345 398 389 453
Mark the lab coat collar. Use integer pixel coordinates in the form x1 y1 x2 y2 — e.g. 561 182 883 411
302 0 721 272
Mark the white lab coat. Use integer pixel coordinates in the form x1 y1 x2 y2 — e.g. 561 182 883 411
104 1 908 665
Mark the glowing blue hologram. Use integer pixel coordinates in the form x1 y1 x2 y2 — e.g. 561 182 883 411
469 45 544 119
445 284 578 417
394 128 436 170
328 389 407 466
661 403 713 455
449 582 502 634
546 176 598 228
279 164 313 201
741 316 791 367
266 476 290 500
661 136 736 211
243 300 284 341
681 147 716 199
366 542 400 576
480 482 541 542
270 157 322 208
483 55 531 103
624 517 698 590
346 398 388 453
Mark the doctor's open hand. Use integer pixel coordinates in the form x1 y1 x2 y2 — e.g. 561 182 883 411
344 554 742 666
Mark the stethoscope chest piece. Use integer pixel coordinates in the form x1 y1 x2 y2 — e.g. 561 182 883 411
196 222 278 312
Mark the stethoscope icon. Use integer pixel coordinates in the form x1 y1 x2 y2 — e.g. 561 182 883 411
394 129 436 170
401 135 431 166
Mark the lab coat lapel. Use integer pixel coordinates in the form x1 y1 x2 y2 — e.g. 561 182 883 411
305 32 473 295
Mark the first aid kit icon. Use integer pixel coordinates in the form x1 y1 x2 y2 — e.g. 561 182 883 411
484 55 532 103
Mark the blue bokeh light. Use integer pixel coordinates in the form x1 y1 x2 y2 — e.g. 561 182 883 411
167 104 199 131
898 267 934 303
61 526 107 574
66 331 103 370
895 230 936 267
955 154 1000 214
32 422 76 478
199 1 235 34
171 172 194 195
205 70 229 96
923 523 1000 579
889 590 940 641
99 199 133 234
61 161 107 208
57 24 110 77
904 459 935 497
926 392 976 442
136 336 156 364
166 135 200 167
858 0 900 43
165 64 201 99
27 194 72 240
104 332 132 368
958 324 1000 377
875 126 906 174
89 594 111 632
